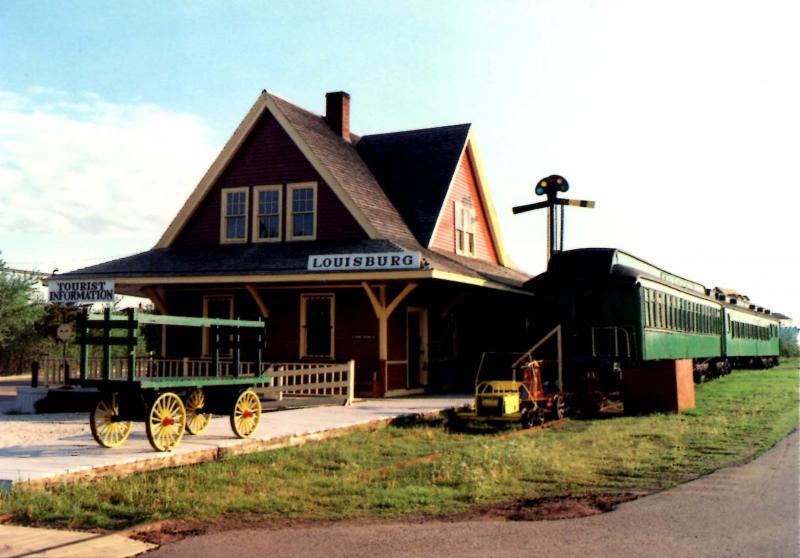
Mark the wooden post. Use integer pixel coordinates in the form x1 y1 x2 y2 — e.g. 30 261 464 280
234 324 241 378
102 307 111 381
31 361 39 388
346 359 355 406
79 309 88 382
211 325 220 377
127 307 136 382
362 282 417 394
257 327 264 378
245 285 269 318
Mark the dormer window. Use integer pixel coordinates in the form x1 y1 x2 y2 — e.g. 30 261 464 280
253 185 282 242
455 200 476 256
221 187 248 243
287 182 317 241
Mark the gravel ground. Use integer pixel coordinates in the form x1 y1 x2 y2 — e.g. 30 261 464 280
0 375 89 448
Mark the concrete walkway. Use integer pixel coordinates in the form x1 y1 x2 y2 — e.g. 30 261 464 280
0 395 470 489
0 524 156 558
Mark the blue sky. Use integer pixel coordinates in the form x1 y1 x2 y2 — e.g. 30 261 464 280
1 0 798 320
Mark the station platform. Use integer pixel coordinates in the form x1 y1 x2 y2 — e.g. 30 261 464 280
0 394 470 490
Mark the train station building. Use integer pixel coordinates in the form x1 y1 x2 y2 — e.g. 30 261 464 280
59 90 533 396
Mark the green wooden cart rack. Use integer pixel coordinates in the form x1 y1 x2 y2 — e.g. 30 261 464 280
68 308 268 452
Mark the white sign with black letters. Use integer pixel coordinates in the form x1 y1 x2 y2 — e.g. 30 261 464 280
48 280 115 304
308 252 421 272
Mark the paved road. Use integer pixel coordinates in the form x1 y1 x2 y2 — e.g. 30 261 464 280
148 430 799 558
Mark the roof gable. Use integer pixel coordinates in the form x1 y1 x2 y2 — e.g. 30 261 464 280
157 91 417 248
356 124 470 246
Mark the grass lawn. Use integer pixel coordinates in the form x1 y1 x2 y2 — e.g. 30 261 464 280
2 358 798 530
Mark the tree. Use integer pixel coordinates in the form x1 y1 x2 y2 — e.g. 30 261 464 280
779 326 800 357
0 253 47 373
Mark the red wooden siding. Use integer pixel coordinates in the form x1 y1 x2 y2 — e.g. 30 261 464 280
428 148 499 263
173 110 366 246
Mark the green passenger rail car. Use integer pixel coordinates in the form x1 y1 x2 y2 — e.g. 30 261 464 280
638 277 724 362
722 304 780 365
525 248 781 389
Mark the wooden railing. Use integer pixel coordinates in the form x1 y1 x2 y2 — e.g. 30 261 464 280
32 357 355 405
259 361 355 403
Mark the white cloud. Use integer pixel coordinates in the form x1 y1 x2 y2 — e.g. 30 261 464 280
0 89 219 237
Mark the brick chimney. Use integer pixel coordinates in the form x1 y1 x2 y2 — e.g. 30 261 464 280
325 91 350 141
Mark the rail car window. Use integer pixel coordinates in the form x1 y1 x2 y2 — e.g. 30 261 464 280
666 296 672 329
650 290 656 328
674 298 679 330
681 300 687 331
665 295 670 329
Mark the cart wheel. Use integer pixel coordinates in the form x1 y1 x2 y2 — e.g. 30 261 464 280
520 409 534 429
552 396 567 420
184 388 212 435
146 392 186 452
230 389 261 438
90 394 132 448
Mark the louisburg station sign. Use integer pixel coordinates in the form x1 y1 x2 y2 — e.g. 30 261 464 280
307 251 421 272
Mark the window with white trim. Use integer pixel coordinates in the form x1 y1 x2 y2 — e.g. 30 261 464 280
221 187 248 243
253 185 282 242
455 200 476 256
287 182 317 241
300 294 334 358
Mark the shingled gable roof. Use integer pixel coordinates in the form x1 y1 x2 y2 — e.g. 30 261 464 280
356 124 470 246
156 91 417 248
65 89 526 290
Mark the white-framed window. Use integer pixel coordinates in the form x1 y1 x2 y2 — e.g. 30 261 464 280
253 185 282 242
287 182 317 241
300 293 334 358
202 295 234 356
455 200 476 256
221 187 249 243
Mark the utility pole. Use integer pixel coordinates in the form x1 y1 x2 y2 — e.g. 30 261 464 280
512 175 595 265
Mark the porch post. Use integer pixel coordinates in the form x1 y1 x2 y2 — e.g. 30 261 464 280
245 284 269 318
362 282 418 394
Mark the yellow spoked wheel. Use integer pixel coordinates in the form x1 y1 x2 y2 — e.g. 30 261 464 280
90 394 132 448
146 392 186 452
184 388 212 435
230 389 261 438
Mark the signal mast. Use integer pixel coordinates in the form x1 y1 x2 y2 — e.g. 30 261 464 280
512 175 595 265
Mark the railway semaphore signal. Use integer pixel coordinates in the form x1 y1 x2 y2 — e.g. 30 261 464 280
512 175 595 265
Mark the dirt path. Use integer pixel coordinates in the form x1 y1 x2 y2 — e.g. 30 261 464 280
141 430 799 557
